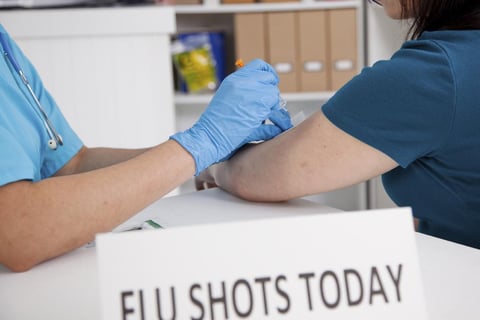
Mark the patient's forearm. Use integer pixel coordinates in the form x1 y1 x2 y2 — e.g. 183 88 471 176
210 111 397 202
212 137 312 202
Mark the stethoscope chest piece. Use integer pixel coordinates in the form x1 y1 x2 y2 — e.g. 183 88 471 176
48 135 63 150
0 32 64 151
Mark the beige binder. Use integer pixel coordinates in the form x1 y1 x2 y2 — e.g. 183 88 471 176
297 10 329 92
328 8 358 91
223 0 255 4
234 13 267 64
266 11 298 92
259 0 300 2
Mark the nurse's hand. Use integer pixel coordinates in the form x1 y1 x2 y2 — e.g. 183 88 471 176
170 59 292 175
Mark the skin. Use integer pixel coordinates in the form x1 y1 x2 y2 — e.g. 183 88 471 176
380 0 405 19
0 142 195 272
379 0 416 20
199 112 398 202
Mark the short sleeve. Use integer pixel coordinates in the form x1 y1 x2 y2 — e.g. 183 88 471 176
322 39 456 168
39 92 84 179
0 24 83 187
0 127 38 185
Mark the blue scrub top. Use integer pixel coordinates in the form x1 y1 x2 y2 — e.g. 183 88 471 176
323 30 480 248
0 24 83 186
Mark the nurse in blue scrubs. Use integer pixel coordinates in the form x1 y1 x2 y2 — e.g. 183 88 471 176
0 24 292 272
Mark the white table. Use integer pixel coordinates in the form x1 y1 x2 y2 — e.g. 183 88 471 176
1 189 479 320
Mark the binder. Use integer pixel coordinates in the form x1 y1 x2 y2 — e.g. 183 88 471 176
223 0 255 3
328 8 358 91
259 0 299 2
234 13 267 64
297 10 329 92
266 11 298 92
234 9 358 93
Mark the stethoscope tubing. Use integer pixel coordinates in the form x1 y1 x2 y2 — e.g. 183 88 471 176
0 32 63 150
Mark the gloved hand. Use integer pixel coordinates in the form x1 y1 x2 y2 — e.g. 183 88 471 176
170 59 293 175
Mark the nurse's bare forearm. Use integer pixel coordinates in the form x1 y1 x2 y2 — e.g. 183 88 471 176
0 140 194 272
56 146 152 175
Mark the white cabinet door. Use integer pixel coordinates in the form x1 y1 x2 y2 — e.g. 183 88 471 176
0 7 176 149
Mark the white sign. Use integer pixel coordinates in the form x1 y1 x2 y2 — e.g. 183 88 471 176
96 208 427 320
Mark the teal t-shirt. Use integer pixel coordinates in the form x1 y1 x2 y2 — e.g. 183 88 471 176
0 24 83 186
323 30 480 248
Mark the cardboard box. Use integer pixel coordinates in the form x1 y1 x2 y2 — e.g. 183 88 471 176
266 11 298 92
328 8 358 90
235 9 358 93
171 0 202 4
297 10 329 92
259 0 299 2
223 0 255 4
234 13 267 64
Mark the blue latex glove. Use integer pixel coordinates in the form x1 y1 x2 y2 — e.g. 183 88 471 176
171 59 293 175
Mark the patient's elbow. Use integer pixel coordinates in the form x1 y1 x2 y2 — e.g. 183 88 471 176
2 257 36 273
225 166 293 202
229 183 258 201
226 173 278 202
0 245 39 273
223 170 259 201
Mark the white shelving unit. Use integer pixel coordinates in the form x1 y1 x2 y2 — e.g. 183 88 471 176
174 0 361 14
175 90 336 105
173 1 412 212
173 0 364 108
173 0 368 211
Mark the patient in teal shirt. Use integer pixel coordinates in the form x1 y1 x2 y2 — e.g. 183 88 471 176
323 30 480 248
195 0 480 250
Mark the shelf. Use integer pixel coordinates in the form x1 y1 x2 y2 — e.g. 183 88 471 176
173 0 361 14
173 0 362 108
175 91 335 105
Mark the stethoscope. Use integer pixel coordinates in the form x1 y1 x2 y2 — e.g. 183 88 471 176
0 33 63 150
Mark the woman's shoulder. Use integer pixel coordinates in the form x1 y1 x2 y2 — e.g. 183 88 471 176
398 30 480 65
392 36 452 69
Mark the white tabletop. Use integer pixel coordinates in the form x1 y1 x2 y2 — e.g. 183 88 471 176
1 189 479 320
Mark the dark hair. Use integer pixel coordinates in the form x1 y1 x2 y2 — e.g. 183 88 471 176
402 0 480 39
